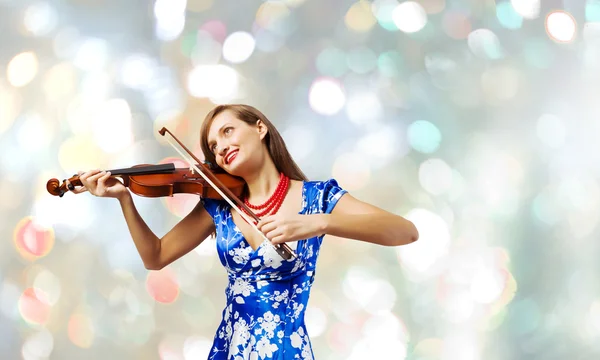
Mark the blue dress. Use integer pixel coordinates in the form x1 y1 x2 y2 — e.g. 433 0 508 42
200 179 347 360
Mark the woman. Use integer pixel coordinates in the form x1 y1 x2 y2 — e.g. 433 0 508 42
69 104 419 359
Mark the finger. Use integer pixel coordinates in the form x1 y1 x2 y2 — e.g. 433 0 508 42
96 172 112 194
259 222 278 235
80 169 101 181
265 228 282 241
271 234 288 244
257 215 277 230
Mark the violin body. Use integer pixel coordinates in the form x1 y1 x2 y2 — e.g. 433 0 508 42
126 166 245 199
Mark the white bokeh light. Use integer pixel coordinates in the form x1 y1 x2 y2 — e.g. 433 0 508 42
308 77 345 115
23 2 58 36
546 11 576 43
187 64 240 102
344 91 383 125
510 0 540 19
91 98 134 153
397 208 451 281
418 158 454 196
392 1 427 33
7 52 39 87
222 31 256 63
536 113 566 148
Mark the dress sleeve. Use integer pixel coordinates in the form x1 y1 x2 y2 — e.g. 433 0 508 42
200 197 222 220
319 178 347 214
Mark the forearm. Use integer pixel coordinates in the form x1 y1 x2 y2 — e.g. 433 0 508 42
118 191 161 268
321 212 418 246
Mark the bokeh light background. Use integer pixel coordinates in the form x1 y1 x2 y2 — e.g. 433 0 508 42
1 0 598 358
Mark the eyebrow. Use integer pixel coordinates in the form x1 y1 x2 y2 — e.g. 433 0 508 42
208 123 231 146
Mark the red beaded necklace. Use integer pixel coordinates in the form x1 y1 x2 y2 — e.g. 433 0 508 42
243 172 290 218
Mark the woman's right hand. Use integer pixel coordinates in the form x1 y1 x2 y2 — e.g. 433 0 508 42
66 169 128 199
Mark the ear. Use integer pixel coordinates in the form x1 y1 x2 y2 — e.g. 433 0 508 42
256 119 268 141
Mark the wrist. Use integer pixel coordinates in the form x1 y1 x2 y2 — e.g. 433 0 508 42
117 189 132 203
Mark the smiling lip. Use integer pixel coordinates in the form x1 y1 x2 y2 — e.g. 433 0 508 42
225 150 238 165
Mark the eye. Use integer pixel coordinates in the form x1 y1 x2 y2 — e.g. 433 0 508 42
210 144 217 153
224 127 233 135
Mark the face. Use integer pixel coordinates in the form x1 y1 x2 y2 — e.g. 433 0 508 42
206 110 268 176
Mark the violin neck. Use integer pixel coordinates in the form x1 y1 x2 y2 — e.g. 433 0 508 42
107 163 176 176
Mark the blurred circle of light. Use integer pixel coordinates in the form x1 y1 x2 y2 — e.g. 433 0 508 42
92 99 134 153
256 1 290 30
356 126 406 168
283 125 315 162
470 268 506 304
53 27 81 59
222 31 256 64
13 217 54 261
536 113 566 148
120 54 156 89
43 62 77 101
372 0 401 31
531 188 560 225
73 38 109 72
481 66 519 104
345 1 377 32
443 290 474 323
146 267 180 304
17 113 54 153
511 0 540 19
332 152 371 191
154 0 186 42
418 0 445 14
200 20 227 42
183 336 212 359
397 209 450 281
442 11 472 39
545 11 577 43
21 329 54 360
18 287 51 325
23 2 58 36
392 1 427 33
348 312 408 360
316 47 348 77
496 1 523 29
0 83 21 135
342 267 397 313
191 31 223 65
187 64 239 102
441 334 478 360
345 91 383 125
309 77 345 115
254 27 285 53
33 269 61 306
347 47 377 74
418 158 453 196
305 307 327 338
588 1 600 22
7 51 38 87
68 313 95 348
32 189 95 232
378 51 403 77
186 0 213 12
407 120 441 154
467 29 504 59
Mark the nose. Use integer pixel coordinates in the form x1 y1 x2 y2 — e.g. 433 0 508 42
217 143 229 157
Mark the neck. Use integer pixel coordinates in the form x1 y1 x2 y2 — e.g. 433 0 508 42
243 158 282 201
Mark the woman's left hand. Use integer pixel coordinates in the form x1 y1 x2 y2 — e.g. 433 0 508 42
256 213 327 244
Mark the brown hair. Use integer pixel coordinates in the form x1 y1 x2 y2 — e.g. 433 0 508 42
200 104 308 185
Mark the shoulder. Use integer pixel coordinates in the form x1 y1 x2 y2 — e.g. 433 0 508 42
200 197 229 218
302 178 347 214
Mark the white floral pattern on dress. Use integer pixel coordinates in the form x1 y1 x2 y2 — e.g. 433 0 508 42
201 179 346 360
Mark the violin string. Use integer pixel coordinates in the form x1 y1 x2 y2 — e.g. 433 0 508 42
162 135 287 254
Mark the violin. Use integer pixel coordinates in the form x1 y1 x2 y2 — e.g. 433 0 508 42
46 127 297 260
